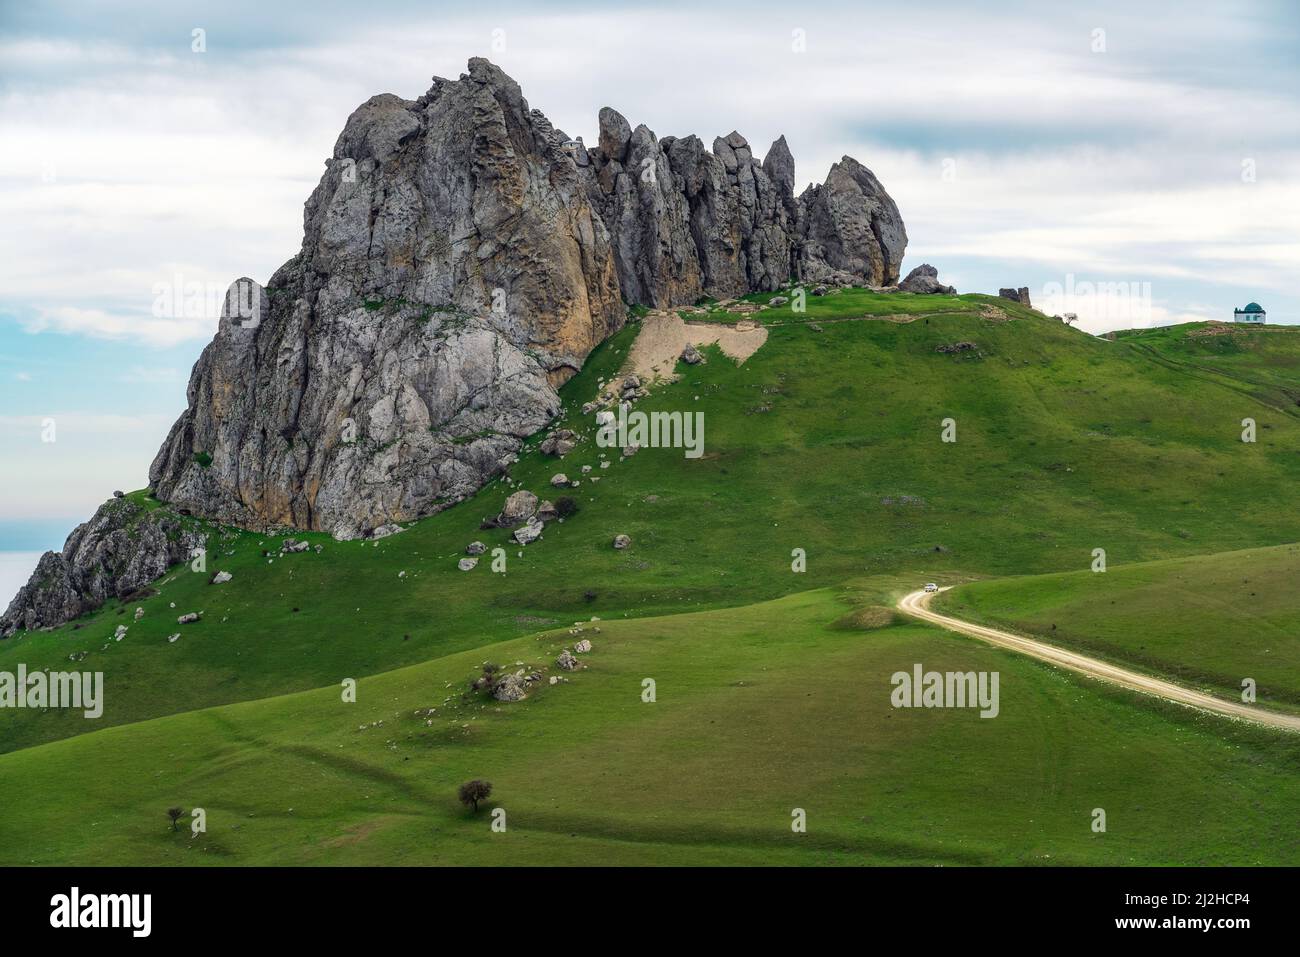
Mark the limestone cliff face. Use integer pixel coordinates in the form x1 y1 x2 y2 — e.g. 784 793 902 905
148 58 907 542
148 58 624 541
582 117 907 306
3 57 909 635
798 156 907 287
1 498 205 638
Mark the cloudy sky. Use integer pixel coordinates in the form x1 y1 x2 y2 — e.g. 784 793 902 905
1 0 1297 545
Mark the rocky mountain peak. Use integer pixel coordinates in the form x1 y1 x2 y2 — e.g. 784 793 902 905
3 58 910 636
761 135 797 205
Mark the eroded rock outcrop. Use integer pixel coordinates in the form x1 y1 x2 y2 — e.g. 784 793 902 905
999 287 1033 308
4 57 909 634
149 59 624 541
798 157 906 287
583 119 905 305
151 59 906 541
0 498 205 636
901 263 956 295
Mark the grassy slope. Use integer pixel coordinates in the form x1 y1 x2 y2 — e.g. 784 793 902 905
935 543 1300 708
4 298 1300 755
683 286 998 323
3 582 1298 866
1113 321 1300 412
4 300 1300 866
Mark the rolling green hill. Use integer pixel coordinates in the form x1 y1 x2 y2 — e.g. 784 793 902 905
936 542 1300 708
3 292 1300 866
3 583 1298 866
4 294 1300 757
1112 321 1300 413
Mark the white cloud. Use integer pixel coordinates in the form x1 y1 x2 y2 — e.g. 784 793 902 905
1 1 1297 357
17 305 215 347
0 0 1295 529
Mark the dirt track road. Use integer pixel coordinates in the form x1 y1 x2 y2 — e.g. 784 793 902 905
897 588 1300 733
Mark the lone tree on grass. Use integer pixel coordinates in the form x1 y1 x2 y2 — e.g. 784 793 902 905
167 807 184 832
458 780 492 813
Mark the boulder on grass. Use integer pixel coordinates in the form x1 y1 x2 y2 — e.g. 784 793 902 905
540 430 577 456
500 490 538 524
513 518 544 545
492 671 528 702
899 263 955 295
998 287 1033 308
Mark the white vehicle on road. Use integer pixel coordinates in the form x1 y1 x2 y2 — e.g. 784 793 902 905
924 582 939 593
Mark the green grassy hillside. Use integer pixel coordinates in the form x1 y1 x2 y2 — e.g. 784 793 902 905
3 583 1298 866
5 291 1300 866
4 293 1300 757
1113 321 1300 412
935 543 1300 708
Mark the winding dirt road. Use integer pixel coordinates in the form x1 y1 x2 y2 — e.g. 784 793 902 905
897 588 1300 733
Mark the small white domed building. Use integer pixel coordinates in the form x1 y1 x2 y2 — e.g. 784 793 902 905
1234 302 1266 324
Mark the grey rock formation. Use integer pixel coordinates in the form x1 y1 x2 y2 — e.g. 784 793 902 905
585 118 904 304
799 157 907 287
148 58 624 543
586 112 703 307
500 490 538 525
999 287 1033 308
900 263 956 295
492 670 528 702
539 429 576 456
3 58 910 634
0 497 205 637
513 517 544 545
762 135 797 207
142 62 908 542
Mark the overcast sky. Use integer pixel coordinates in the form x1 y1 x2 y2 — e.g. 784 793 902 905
1 0 1297 540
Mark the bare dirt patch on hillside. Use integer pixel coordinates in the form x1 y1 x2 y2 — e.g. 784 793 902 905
625 310 768 381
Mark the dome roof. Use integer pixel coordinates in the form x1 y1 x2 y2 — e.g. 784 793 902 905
1241 302 1264 312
